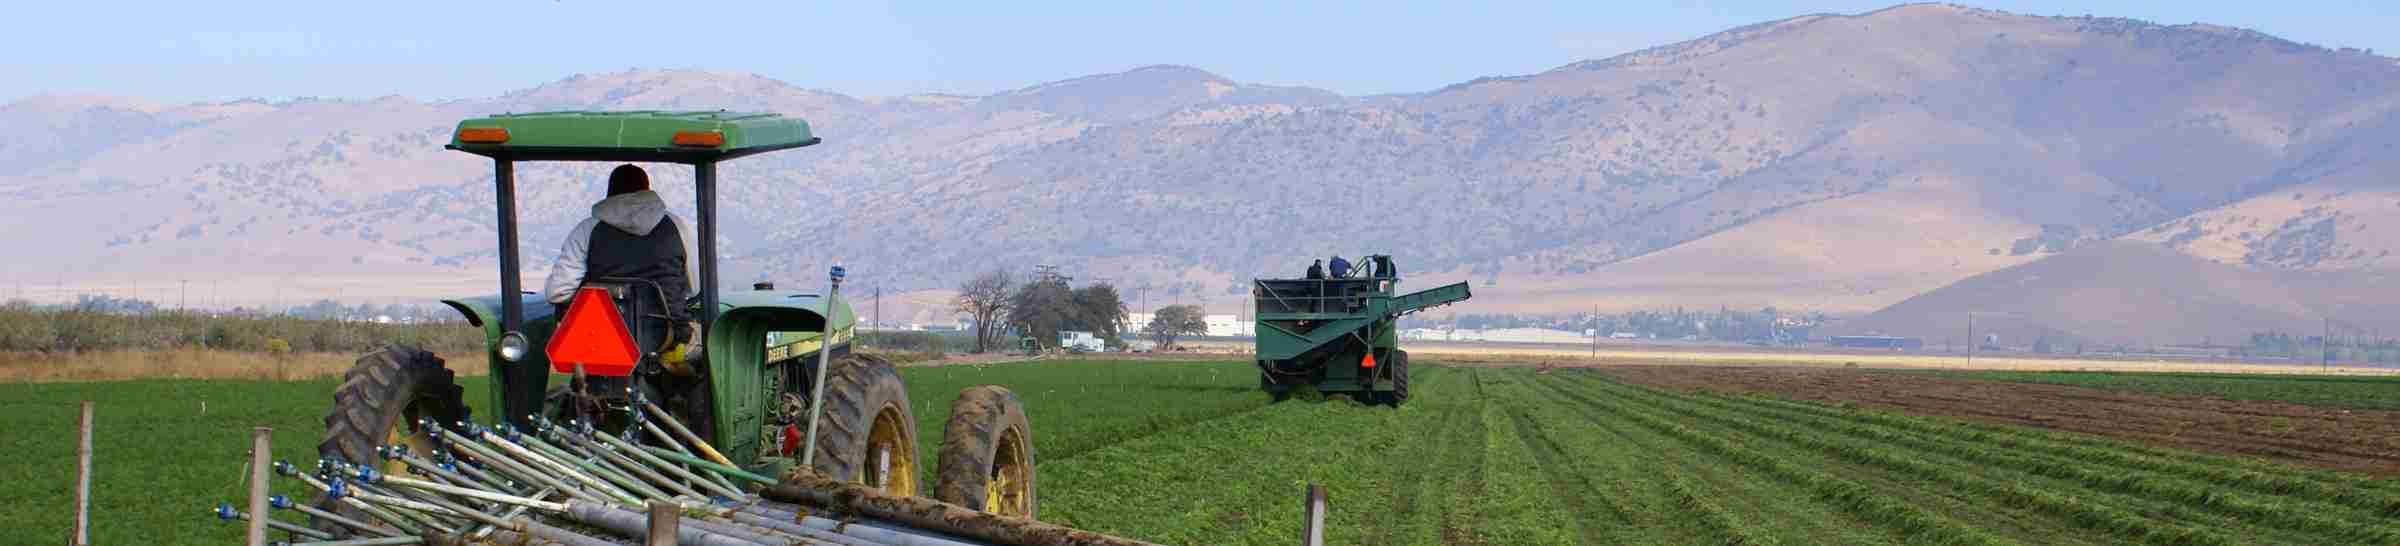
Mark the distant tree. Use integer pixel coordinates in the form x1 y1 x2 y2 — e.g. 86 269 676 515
1072 283 1128 345
1005 275 1126 350
1143 305 1209 349
954 269 1014 353
1006 276 1072 350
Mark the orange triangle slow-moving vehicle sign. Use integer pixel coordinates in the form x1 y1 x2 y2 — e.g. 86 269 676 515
1361 352 1377 369
546 287 640 376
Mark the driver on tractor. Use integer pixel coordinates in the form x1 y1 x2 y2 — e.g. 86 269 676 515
542 164 698 362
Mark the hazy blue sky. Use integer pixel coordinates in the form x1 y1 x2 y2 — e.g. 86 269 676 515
7 1 2395 103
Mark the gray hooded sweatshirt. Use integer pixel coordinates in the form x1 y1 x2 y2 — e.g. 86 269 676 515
542 190 694 304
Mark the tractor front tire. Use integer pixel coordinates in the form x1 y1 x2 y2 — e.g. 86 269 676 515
1262 372 1292 402
314 344 469 537
934 386 1038 518
804 353 920 497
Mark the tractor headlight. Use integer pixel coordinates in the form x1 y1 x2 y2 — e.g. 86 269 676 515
497 331 529 362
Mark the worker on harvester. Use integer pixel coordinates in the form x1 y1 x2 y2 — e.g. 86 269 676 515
542 164 697 359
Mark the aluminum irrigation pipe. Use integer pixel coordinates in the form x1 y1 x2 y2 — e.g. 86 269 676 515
522 432 670 502
561 500 771 546
268 495 404 538
548 429 693 501
399 451 522 497
270 537 424 546
591 428 745 499
277 462 434 536
341 485 531 537
638 447 778 485
465 486 554 542
431 426 610 506
641 399 737 468
765 472 1170 546
537 431 667 498
354 468 568 513
802 277 841 469
636 408 744 493
384 447 491 493
725 506 948 546
326 463 475 530
216 503 336 541
581 435 702 500
614 507 808 546
477 428 639 504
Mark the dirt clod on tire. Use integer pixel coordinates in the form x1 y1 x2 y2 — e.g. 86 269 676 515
314 344 469 537
935 385 1038 518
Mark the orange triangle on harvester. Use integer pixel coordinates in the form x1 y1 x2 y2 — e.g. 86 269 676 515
1361 353 1377 369
546 287 640 376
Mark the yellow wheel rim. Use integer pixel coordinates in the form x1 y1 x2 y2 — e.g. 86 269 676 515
862 403 918 496
983 425 1033 517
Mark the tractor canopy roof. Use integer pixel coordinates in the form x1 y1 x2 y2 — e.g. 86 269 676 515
446 110 818 163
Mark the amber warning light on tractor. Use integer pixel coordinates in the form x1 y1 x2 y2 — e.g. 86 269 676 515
671 130 726 147
546 287 640 376
455 127 510 143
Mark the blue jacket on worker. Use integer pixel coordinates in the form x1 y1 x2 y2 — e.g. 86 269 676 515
1328 256 1352 278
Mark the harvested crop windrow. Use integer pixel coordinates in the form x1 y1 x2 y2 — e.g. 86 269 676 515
1553 372 2400 546
1521 374 2015 546
1569 375 2242 546
1366 368 1470 546
1672 382 2400 511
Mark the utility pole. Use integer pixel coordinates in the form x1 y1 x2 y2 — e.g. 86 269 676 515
1965 312 1975 369
873 284 882 336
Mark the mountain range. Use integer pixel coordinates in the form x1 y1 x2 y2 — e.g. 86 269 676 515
6 3 2398 344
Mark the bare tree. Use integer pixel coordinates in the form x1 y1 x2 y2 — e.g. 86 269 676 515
955 269 1014 353
1143 304 1210 349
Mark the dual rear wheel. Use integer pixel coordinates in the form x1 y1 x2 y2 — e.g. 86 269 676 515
800 355 1037 519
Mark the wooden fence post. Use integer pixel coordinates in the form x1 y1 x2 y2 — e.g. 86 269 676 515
1300 482 1327 546
246 427 272 546
646 500 680 546
70 401 92 546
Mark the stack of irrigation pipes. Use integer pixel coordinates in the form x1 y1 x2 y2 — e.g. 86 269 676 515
209 414 1163 546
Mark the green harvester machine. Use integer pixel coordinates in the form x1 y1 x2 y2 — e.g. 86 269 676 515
1253 255 1472 406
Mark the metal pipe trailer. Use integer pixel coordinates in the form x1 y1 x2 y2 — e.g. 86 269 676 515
223 409 1173 546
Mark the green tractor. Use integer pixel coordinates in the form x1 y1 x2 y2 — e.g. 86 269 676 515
1253 255 1472 406
317 111 1039 530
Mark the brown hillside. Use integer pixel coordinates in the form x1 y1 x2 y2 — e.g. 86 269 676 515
1830 240 2400 347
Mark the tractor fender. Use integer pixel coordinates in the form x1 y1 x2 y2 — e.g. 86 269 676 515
697 290 856 467
438 293 558 341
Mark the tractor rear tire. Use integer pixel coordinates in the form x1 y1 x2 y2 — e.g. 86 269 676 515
803 353 920 497
1262 371 1292 402
1376 350 1411 407
313 344 470 537
933 386 1038 519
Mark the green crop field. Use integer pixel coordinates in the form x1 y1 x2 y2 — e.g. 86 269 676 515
7 358 2397 545
1886 368 2400 411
